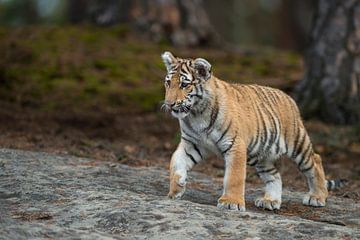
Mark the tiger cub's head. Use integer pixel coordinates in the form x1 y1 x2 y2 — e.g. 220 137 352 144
161 51 212 119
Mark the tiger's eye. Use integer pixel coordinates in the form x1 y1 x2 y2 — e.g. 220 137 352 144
180 82 189 88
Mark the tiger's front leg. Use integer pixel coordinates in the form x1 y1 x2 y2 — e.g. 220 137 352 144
168 140 202 199
217 140 247 211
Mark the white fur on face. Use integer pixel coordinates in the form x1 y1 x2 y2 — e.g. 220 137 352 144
171 110 190 119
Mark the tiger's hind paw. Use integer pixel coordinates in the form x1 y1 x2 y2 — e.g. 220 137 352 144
255 197 281 210
302 194 326 207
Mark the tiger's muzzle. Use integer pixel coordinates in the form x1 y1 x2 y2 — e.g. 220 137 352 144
164 100 192 118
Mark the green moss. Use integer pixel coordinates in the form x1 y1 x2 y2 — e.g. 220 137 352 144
252 62 272 76
94 59 117 70
0 26 302 113
286 52 301 65
109 25 130 38
122 86 164 111
125 42 147 54
238 57 252 66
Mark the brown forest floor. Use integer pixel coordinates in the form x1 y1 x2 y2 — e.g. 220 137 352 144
0 26 359 208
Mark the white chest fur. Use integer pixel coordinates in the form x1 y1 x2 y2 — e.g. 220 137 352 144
179 114 227 158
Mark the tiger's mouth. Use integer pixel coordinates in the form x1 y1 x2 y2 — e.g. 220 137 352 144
161 101 192 118
172 105 191 114
171 104 192 118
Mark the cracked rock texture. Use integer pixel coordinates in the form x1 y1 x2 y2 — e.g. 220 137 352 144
0 149 359 239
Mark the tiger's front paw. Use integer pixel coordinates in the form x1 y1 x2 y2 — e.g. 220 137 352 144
217 196 246 212
168 172 186 199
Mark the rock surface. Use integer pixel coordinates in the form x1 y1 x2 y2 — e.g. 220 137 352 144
0 148 359 239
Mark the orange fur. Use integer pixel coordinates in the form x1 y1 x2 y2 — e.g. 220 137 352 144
162 52 329 211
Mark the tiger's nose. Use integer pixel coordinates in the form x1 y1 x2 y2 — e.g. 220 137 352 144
165 100 176 107
165 100 182 107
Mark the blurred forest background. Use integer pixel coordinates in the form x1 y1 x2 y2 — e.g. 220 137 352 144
0 0 359 198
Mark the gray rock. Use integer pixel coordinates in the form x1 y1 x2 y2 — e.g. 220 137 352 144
0 148 359 239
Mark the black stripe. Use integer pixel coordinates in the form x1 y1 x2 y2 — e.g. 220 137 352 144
190 85 203 99
248 124 262 160
181 136 203 159
265 179 275 184
204 97 219 133
181 62 189 73
190 94 203 99
195 84 199 95
221 135 236 156
268 90 281 154
247 158 259 166
283 125 289 155
247 151 260 160
297 143 312 167
247 96 262 155
258 108 268 150
327 180 333 190
183 118 197 133
266 90 278 105
261 91 280 153
199 84 204 95
185 60 192 71
184 149 197 164
182 136 193 143
264 123 276 153
301 162 314 173
192 144 203 159
292 132 306 160
216 121 232 144
255 86 268 103
291 127 301 157
181 128 198 142
257 167 278 175
271 90 282 104
301 151 313 167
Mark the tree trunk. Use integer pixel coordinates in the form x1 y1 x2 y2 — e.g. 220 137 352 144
295 0 360 124
68 0 88 24
129 0 218 47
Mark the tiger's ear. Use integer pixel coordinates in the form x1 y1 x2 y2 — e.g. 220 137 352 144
161 51 177 71
194 58 212 81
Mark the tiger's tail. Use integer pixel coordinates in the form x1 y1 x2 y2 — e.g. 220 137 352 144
326 179 348 191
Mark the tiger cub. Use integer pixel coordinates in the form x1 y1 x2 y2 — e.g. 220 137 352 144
161 51 345 211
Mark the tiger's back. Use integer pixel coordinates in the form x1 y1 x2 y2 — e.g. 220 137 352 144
226 83 313 169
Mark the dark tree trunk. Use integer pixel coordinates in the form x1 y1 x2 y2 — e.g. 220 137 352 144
130 0 218 47
68 0 128 26
68 0 88 24
24 0 38 24
295 0 360 124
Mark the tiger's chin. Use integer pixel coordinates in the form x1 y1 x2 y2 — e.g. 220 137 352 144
171 109 191 119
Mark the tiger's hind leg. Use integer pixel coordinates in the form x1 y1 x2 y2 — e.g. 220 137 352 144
298 153 328 207
254 161 282 210
288 125 328 207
